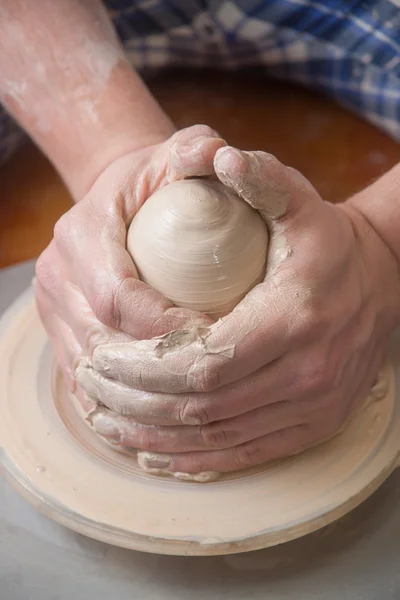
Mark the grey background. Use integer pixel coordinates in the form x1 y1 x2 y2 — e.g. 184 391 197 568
1 261 399 600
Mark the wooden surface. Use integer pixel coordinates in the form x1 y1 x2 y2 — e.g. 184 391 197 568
1 70 400 269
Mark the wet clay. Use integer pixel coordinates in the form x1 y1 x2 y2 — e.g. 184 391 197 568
1 291 400 555
127 179 269 318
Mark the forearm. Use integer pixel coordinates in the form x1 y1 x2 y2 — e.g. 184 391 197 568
348 163 400 269
0 0 174 199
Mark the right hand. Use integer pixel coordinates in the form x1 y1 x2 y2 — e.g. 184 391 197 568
35 124 226 411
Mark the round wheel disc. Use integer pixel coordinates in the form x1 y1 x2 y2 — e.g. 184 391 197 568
0 289 399 556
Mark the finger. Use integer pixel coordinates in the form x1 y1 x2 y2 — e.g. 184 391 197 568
91 350 384 454
168 124 226 179
49 126 223 341
89 218 362 394
53 203 212 339
77 347 328 425
84 342 382 426
91 399 307 452
214 147 321 222
36 246 125 350
84 144 346 394
137 418 336 475
88 317 384 423
90 277 298 392
89 149 326 392
75 362 176 422
76 355 287 423
91 409 199 451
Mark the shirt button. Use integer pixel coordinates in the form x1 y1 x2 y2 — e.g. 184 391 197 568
193 12 222 43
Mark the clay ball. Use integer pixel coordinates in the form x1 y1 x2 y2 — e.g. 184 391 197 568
127 179 269 318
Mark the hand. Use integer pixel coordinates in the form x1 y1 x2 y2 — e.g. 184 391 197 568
77 148 400 476
35 124 226 411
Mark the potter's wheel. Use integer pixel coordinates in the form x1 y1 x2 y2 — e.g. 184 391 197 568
1 289 400 556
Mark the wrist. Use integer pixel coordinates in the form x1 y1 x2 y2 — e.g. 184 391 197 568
348 163 400 267
343 197 400 330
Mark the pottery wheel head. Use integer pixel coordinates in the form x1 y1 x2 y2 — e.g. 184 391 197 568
0 290 399 556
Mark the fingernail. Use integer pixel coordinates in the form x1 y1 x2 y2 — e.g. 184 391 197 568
174 135 224 156
92 350 109 374
215 146 244 173
93 413 121 439
138 452 171 471
75 366 96 396
171 139 202 159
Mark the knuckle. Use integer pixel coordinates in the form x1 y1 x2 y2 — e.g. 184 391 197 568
53 214 70 248
260 152 281 169
286 165 303 179
135 427 159 452
188 124 219 139
35 253 49 285
172 124 220 150
200 423 232 449
92 278 124 329
84 326 109 356
35 250 58 294
291 300 323 342
298 354 336 395
54 205 89 255
234 441 264 469
253 152 285 181
179 398 212 426
286 166 316 193
183 455 209 474
189 361 220 393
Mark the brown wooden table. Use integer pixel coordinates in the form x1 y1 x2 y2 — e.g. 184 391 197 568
1 70 400 269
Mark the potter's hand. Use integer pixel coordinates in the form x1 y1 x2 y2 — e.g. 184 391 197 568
35 125 225 407
80 148 400 475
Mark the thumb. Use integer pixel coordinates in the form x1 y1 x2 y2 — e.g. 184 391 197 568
167 124 226 179
214 147 321 223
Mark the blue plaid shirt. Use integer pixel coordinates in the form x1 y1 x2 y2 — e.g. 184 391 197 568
1 0 400 161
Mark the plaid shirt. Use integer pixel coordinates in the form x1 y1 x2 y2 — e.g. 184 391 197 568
1 0 400 161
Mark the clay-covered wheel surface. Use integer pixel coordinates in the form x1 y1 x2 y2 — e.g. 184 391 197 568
0 289 399 556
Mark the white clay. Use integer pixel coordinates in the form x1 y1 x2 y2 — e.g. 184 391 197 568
127 179 269 318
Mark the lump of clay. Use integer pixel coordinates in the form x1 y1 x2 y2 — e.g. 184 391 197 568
127 179 269 318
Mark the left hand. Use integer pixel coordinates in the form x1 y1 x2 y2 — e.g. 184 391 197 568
77 147 400 476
